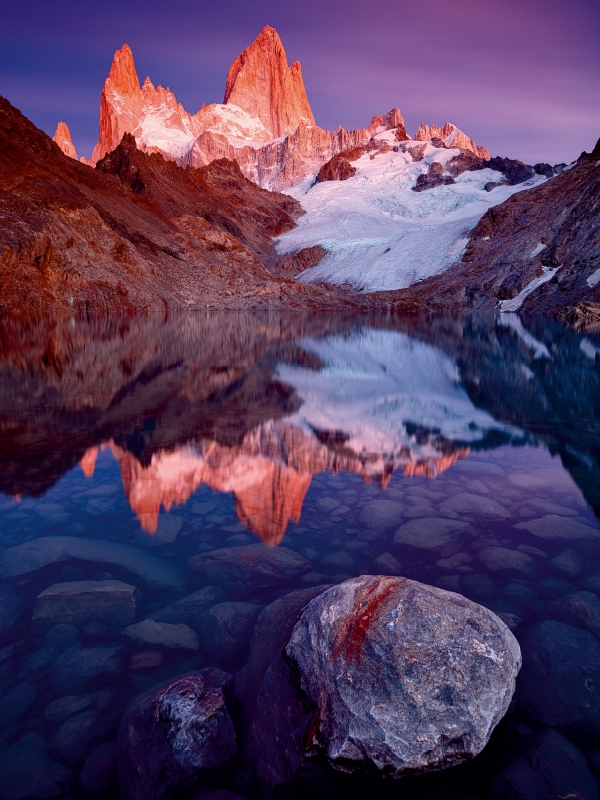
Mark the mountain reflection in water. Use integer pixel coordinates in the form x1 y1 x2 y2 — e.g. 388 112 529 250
1 311 600 800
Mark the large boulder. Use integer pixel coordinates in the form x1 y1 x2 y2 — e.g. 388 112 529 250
246 576 521 792
517 620 600 738
31 580 142 633
117 670 237 800
188 544 310 597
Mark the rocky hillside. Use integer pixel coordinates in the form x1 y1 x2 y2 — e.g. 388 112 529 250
382 140 600 314
0 96 370 312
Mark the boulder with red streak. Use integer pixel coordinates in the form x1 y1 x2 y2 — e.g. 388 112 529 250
52 122 78 160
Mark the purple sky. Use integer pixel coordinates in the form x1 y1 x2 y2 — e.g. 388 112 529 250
1 0 599 164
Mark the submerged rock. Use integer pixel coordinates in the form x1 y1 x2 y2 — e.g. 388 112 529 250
117 670 237 800
439 492 511 519
188 544 310 597
495 728 599 800
514 516 600 555
0 536 185 590
393 518 471 555
0 744 72 800
198 602 262 661
31 579 142 632
0 681 36 726
80 741 117 796
518 620 600 737
247 576 520 791
148 586 225 630
0 586 23 643
51 645 122 694
476 547 540 580
124 619 199 650
547 591 600 640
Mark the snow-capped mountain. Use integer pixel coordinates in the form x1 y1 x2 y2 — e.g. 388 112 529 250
54 25 489 193
276 133 546 292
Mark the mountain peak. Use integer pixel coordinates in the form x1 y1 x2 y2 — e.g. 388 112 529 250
52 121 78 160
415 122 489 159
223 25 315 138
106 44 141 98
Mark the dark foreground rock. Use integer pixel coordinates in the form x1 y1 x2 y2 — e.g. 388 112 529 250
188 544 310 597
245 576 521 793
495 728 599 800
117 670 237 800
517 620 600 739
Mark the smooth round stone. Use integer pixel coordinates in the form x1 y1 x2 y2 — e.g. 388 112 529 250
514 516 600 555
359 498 405 530
499 583 538 610
125 620 199 651
439 493 511 519
319 551 355 573
197 602 262 661
476 547 540 580
536 577 578 600
461 573 498 601
371 552 403 576
286 576 521 778
547 592 600 641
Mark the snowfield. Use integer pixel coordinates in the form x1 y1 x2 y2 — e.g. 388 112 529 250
277 132 545 292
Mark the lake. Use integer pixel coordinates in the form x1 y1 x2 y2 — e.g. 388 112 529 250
0 312 599 799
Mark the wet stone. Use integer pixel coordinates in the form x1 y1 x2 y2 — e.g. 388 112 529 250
581 572 600 594
436 575 462 592
461 573 497 601
319 551 355 573
359 498 405 529
439 493 511 519
80 741 116 796
134 514 183 547
130 651 164 670
148 586 225 630
0 586 23 643
0 744 72 800
548 548 584 579
494 728 599 800
117 670 237 800
0 681 36 726
21 644 59 675
125 620 199 650
188 544 310 597
198 602 263 661
52 709 116 766
44 623 82 651
499 583 538 610
45 691 113 724
52 645 122 695
393 518 471 555
476 547 541 580
514 516 600 555
518 620 600 738
31 579 142 633
371 552 403 575
547 591 600 640
537 577 578 600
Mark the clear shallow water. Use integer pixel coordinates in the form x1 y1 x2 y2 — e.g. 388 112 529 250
0 312 599 799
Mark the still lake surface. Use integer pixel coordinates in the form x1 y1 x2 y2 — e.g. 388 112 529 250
0 312 599 799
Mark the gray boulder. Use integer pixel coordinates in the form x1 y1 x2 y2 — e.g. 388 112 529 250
188 544 310 597
250 576 520 789
393 518 471 555
117 670 237 800
359 498 405 529
198 602 262 661
547 591 600 640
31 580 142 633
495 728 599 800
518 620 600 737
52 645 122 695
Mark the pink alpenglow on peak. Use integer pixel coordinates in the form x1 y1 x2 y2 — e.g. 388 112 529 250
415 122 490 160
52 121 78 160
224 25 315 139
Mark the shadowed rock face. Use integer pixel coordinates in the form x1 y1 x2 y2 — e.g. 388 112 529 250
381 140 600 314
0 97 371 312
